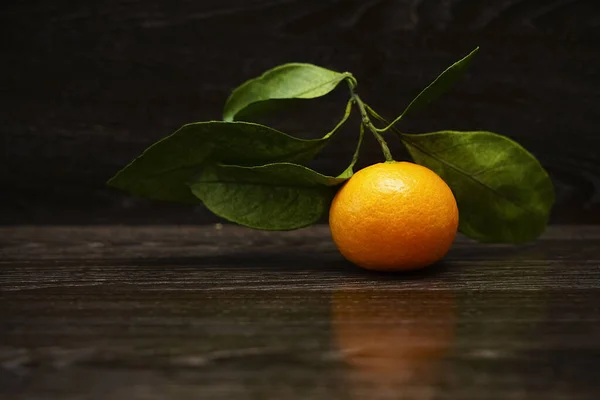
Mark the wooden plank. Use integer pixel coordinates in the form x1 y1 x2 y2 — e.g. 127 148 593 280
2 225 600 291
1 0 600 224
2 225 600 399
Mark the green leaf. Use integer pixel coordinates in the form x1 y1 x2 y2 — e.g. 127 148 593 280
107 120 345 203
400 130 554 244
223 63 352 122
380 47 479 131
189 162 344 230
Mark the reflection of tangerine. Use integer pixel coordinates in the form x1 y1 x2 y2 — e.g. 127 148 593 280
331 289 456 397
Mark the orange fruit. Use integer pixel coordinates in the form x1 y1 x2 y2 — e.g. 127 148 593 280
329 162 458 271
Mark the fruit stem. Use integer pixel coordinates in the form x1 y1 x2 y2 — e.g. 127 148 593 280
367 120 395 163
365 104 404 137
343 73 358 90
351 93 394 162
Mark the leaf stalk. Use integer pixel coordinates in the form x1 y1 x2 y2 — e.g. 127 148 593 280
350 93 394 163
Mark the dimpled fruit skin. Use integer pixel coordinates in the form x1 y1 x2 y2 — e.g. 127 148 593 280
329 162 459 271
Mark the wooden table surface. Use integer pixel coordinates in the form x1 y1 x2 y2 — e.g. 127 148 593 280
1 225 600 399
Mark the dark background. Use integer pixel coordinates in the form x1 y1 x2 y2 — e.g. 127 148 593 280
2 0 599 225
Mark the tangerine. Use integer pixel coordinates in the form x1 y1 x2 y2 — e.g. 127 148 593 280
329 162 458 271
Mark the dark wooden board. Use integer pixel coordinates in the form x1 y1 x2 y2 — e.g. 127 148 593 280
2 225 600 399
1 0 600 224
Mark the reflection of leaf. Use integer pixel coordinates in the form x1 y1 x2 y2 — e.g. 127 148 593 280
223 63 351 122
190 162 342 230
401 130 554 243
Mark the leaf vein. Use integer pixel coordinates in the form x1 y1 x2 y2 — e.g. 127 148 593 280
403 137 535 214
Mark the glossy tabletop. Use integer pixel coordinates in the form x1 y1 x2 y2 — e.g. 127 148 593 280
1 225 600 399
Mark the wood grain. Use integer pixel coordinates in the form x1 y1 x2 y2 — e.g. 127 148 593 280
2 225 600 399
1 0 600 224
